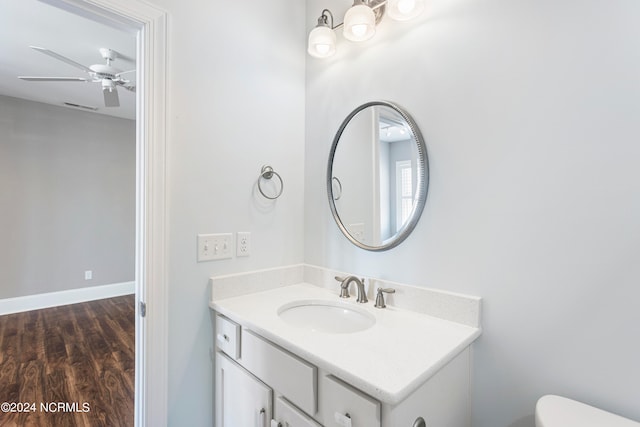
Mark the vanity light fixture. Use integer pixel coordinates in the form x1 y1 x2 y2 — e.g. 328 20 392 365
386 0 425 21
308 9 337 58
308 0 425 58
343 0 377 42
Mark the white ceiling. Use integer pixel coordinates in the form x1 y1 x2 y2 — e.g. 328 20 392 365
0 0 136 120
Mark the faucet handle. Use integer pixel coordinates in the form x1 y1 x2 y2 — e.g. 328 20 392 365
374 287 396 308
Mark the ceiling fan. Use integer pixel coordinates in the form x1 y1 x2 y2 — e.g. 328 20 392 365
18 46 135 108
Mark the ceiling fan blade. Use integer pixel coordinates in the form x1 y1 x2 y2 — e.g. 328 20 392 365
122 84 136 92
103 87 120 107
19 76 88 82
115 69 136 77
30 46 93 74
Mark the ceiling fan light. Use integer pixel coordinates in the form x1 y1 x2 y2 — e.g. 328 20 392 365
343 3 376 42
386 0 425 21
308 25 336 58
102 79 116 90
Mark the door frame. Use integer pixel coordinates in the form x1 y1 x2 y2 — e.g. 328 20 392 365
41 0 169 425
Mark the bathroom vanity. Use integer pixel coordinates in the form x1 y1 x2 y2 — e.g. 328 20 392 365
209 101 477 426
210 266 482 427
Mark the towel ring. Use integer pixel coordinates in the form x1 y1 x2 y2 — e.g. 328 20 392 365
258 165 283 200
332 176 342 200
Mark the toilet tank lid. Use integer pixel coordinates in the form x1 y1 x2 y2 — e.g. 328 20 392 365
536 395 640 427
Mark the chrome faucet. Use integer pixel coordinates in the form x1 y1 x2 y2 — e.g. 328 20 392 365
335 276 368 303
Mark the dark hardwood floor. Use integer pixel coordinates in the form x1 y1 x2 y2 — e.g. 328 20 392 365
0 295 135 427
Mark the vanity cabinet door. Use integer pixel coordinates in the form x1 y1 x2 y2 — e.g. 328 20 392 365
274 396 322 427
215 352 272 427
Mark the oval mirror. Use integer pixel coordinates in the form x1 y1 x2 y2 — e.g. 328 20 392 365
327 101 429 251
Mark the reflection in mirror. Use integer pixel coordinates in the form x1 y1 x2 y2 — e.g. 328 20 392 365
327 101 428 251
331 176 343 200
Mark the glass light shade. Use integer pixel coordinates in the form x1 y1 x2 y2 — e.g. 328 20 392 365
308 25 336 58
343 4 376 42
386 0 425 21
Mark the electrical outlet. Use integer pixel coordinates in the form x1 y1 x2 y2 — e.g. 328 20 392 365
197 233 233 261
84 270 92 280
237 232 251 257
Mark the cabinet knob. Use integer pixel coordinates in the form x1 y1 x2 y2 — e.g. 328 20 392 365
413 416 426 427
258 408 266 427
334 412 352 427
216 333 229 343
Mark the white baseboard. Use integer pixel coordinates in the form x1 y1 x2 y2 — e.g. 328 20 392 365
0 281 135 315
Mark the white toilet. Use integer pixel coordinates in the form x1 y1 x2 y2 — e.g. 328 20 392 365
535 395 640 427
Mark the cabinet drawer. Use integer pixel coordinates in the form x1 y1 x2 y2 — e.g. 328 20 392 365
320 375 380 427
240 330 317 415
215 314 240 359
274 396 322 427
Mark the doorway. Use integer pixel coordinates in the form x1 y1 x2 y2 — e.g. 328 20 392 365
0 0 168 425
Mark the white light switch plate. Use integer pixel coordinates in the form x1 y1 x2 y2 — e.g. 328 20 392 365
197 233 233 261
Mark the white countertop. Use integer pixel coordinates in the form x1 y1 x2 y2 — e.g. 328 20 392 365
210 283 481 405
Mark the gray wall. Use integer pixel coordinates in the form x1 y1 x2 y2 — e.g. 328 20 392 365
305 0 640 426
148 0 307 425
74 0 636 426
0 95 135 299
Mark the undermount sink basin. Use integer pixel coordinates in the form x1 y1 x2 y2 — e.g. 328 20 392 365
277 300 376 334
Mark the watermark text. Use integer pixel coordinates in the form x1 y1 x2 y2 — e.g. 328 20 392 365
1 402 91 413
